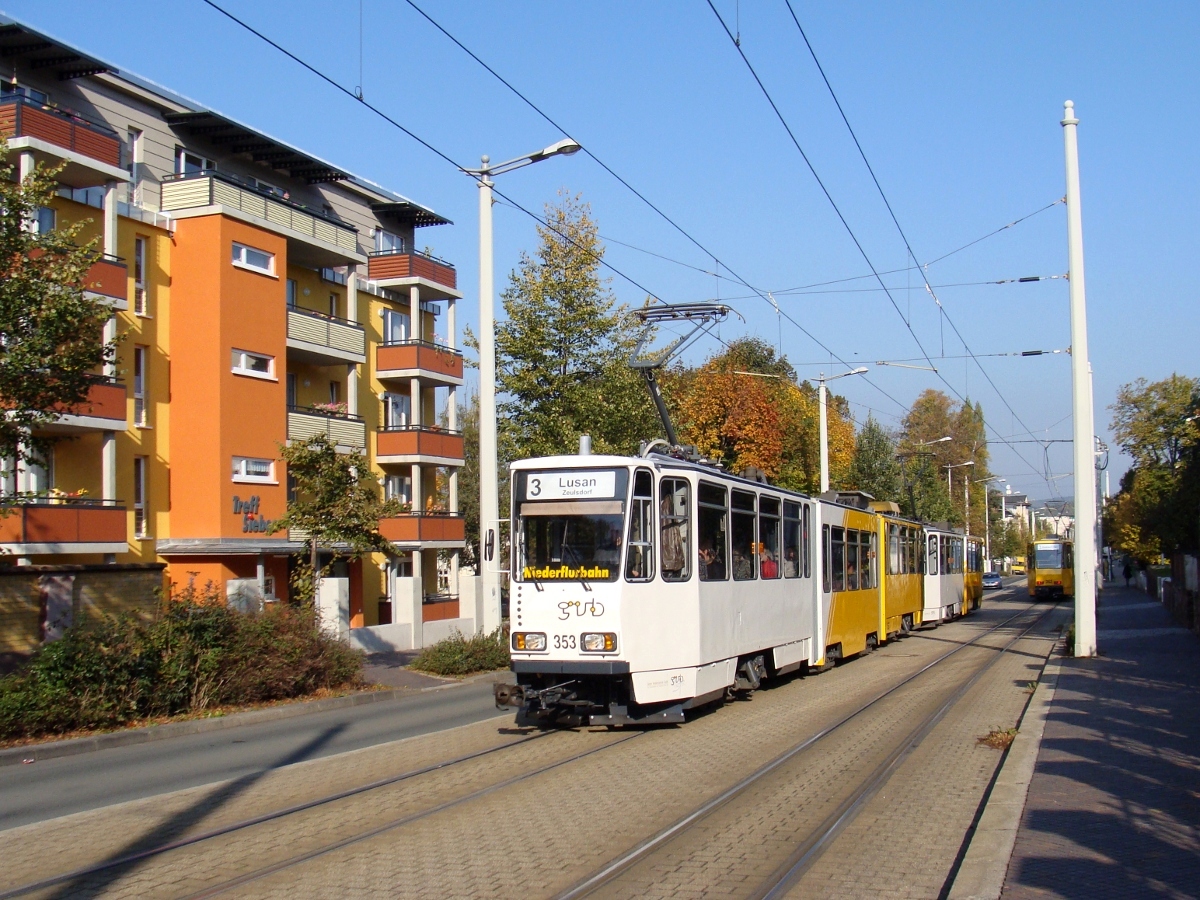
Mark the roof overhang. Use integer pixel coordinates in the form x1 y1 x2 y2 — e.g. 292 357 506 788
371 201 452 228
0 21 114 80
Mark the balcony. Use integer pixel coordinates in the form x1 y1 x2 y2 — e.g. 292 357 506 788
287 406 366 451
161 172 362 266
377 426 464 465
286 307 366 365
379 512 465 547
376 340 464 387
367 250 460 300
0 95 126 188
0 498 127 555
40 377 127 434
84 255 128 308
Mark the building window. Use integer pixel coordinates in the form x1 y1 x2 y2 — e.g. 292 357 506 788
132 237 147 315
133 345 148 426
2 82 49 105
382 392 410 428
286 278 298 309
328 381 340 405
232 242 274 275
385 474 412 504
176 149 215 175
286 373 297 407
231 348 275 379
319 267 348 285
34 207 55 234
133 456 148 537
382 308 409 344
233 456 277 484
374 229 405 253
328 293 339 318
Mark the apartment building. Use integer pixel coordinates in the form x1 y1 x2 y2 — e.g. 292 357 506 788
0 15 478 647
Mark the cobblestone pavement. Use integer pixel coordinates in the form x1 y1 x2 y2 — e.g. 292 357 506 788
1002 586 1200 900
3 595 1049 900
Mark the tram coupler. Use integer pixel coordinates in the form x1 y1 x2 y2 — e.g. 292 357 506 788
493 683 526 708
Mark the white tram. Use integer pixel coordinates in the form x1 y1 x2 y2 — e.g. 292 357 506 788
499 451 823 726
922 526 966 624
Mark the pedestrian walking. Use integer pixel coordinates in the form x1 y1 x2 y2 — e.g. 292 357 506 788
1123 561 1133 588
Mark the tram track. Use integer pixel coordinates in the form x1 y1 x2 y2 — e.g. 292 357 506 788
558 600 1061 900
3 599 1054 900
0 727 600 900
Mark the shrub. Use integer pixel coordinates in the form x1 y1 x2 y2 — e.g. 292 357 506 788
410 628 510 677
0 585 363 741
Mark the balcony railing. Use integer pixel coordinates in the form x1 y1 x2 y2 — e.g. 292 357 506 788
161 171 359 255
377 425 464 462
376 339 464 384
84 255 128 303
0 497 126 549
367 250 457 290
378 512 465 544
0 94 121 167
287 405 366 450
286 307 366 360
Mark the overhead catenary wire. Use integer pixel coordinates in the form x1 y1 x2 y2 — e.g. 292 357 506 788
781 1 1064 494
397 0 911 417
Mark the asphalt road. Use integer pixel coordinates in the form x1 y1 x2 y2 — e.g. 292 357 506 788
0 680 510 832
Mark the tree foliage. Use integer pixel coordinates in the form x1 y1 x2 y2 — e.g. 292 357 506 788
848 416 902 502
1105 374 1200 562
270 436 403 602
897 389 991 529
0 145 119 470
494 191 655 461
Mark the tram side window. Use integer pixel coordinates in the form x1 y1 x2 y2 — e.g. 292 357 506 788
888 524 900 576
698 481 728 581
955 539 964 575
928 535 939 576
759 496 781 579
831 526 846 591
803 503 811 578
782 501 801 578
659 478 690 582
1063 543 1073 568
731 490 757 581
626 469 655 582
846 530 860 590
910 529 920 574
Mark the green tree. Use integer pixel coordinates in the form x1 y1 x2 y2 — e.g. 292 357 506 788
270 436 403 602
493 191 655 461
848 416 902 502
1111 374 1199 468
456 392 483 569
0 146 119 473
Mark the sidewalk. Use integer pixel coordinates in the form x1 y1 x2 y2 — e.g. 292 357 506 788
1000 584 1200 899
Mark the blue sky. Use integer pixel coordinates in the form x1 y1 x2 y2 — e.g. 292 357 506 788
10 1 1198 503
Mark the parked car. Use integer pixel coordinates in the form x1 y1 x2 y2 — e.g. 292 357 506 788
982 572 1003 590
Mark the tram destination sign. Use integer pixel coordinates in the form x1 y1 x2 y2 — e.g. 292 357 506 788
525 470 618 501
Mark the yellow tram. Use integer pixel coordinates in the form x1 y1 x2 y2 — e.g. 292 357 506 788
1027 538 1074 600
964 537 985 613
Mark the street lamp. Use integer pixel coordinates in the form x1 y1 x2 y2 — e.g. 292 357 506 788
817 368 868 493
945 461 975 533
463 139 581 631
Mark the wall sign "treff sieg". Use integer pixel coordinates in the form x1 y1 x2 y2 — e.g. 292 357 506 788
525 471 617 500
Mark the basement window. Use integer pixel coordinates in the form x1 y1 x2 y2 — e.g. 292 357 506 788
232 457 276 484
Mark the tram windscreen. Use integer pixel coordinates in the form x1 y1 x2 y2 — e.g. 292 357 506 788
514 469 628 582
1035 545 1064 570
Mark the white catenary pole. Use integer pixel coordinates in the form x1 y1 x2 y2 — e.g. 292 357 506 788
819 376 830 493
1063 100 1097 657
477 162 500 632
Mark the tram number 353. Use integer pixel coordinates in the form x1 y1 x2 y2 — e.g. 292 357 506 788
553 634 577 649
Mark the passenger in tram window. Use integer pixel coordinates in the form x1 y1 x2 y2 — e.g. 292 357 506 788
831 527 846 591
659 483 688 581
761 548 778 579
699 542 725 581
733 548 753 581
782 546 798 578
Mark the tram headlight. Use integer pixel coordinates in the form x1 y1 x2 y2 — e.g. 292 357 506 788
581 632 617 653
512 632 546 652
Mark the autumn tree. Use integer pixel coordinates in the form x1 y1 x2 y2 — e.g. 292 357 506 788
492 191 656 462
270 436 403 603
898 389 991 529
0 145 119 476
1105 374 1200 560
848 416 902 503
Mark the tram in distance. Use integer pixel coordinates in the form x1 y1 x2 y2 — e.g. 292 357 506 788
1027 537 1075 600
494 446 986 727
